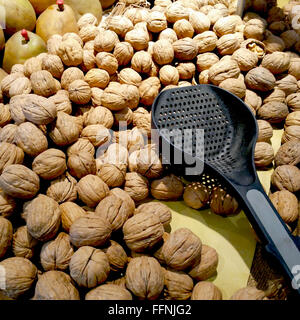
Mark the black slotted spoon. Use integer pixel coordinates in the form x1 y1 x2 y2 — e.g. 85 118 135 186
151 84 300 295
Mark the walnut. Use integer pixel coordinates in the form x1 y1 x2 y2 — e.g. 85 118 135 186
49 112 81 146
46 173 76 204
254 142 274 167
208 58 240 85
210 187 239 216
271 165 300 192
261 52 290 75
264 88 286 105
286 93 300 112
189 11 210 34
125 7 150 24
60 202 87 233
0 142 24 174
131 51 152 74
0 104 11 128
176 62 195 80
159 65 179 86
126 256 164 300
0 188 16 218
41 54 64 79
11 64 25 74
95 53 118 76
102 240 128 272
81 50 96 72
245 67 276 92
0 217 12 259
213 15 239 36
285 111 300 127
77 13 98 29
33 271 80 300
0 257 37 299
119 68 142 87
48 90 72 114
244 19 265 41
151 174 184 200
0 124 16 144
68 80 92 105
275 140 300 167
281 30 299 50
107 16 133 38
241 38 266 59
199 70 210 84
216 33 240 55
162 228 202 270
84 69 110 89
152 40 174 66
26 194 60 242
147 11 167 33
1 73 23 97
208 8 229 25
230 286 266 300
69 246 109 288
173 19 194 39
62 33 83 47
139 77 161 106
135 202 171 228
288 58 300 81
163 268 194 300
95 30 119 53
69 215 111 247
191 282 222 300
79 25 99 43
84 107 113 130
281 126 300 144
8 77 31 98
0 164 39 199
91 87 104 106
158 28 178 44
231 48 258 72
219 78 246 98
257 120 273 142
276 75 298 96
257 101 289 123
40 232 74 271
196 53 219 72
173 38 198 61
86 284 132 300
61 67 84 90
165 3 189 23
57 39 83 67
183 182 210 209
263 32 285 53
113 42 134 66
80 124 111 148
47 34 63 55
68 151 96 179
12 226 38 259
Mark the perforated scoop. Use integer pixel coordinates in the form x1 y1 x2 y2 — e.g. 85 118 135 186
152 84 300 294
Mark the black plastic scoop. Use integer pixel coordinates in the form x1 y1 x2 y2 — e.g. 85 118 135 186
151 84 300 294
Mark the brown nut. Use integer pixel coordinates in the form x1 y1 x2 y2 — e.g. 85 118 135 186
135 202 171 228
254 142 274 167
58 39 83 67
69 215 112 247
12 226 38 259
113 42 134 66
30 70 57 97
196 53 219 72
60 202 87 233
46 173 77 203
173 38 198 61
41 54 64 79
151 174 184 200
0 257 37 299
61 67 84 90
189 11 210 34
152 39 174 65
194 31 218 54
173 19 194 39
219 78 246 99
271 165 300 193
263 32 285 53
230 286 266 300
176 62 195 80
257 120 273 142
289 58 300 80
147 11 167 33
191 282 222 300
275 140 300 167
165 3 189 23
0 217 12 259
33 271 80 300
0 142 24 174
261 52 290 75
69 246 110 288
216 33 241 55
276 74 298 96
0 164 39 199
162 228 202 271
125 256 164 300
232 48 258 72
0 104 11 128
68 80 92 105
67 151 96 179
210 187 239 216
131 51 152 74
40 232 74 271
282 126 300 144
94 30 119 53
8 77 32 98
0 188 16 218
139 77 161 106
85 284 132 300
102 240 128 272
208 59 240 85
244 19 265 41
84 69 110 89
183 182 210 209
245 67 276 92
158 28 178 43
124 172 149 202
47 35 62 56
285 111 300 127
49 90 72 114
159 65 179 86
95 52 118 75
257 102 289 123
1 73 24 96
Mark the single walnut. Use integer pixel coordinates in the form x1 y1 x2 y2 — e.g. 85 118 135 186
165 2 189 23
94 30 119 53
135 202 171 228
0 142 24 174
271 165 300 193
282 126 300 144
199 70 210 84
68 80 92 105
102 240 128 272
124 172 149 202
173 38 198 61
281 30 299 50
1 73 25 96
176 62 195 80
49 112 80 146
131 51 152 74
123 211 164 252
173 19 194 39
210 187 239 216
84 107 113 130
0 217 12 258
95 53 118 76
47 34 62 55
62 33 83 47
30 70 56 98
79 24 99 43
0 188 16 218
33 271 80 300
151 174 184 200
41 54 64 79
10 64 25 74
183 182 210 209
276 75 298 96
126 256 164 300
84 69 110 89
12 226 38 259
189 11 210 34
152 40 174 66
208 59 240 85
59 202 87 233
241 38 266 59
244 19 265 41
261 52 290 75
263 32 285 53
0 104 11 128
285 111 300 127
264 89 286 105
68 151 96 179
196 53 219 72
257 102 289 123
113 42 134 66
257 120 273 142
61 67 84 90
132 108 151 137
107 15 133 38
139 77 161 106
32 149 66 180
216 33 240 55
275 141 300 167
48 90 72 114
69 246 109 288
40 232 74 271
162 228 202 271
26 194 60 242
0 257 37 299
119 69 142 88
213 15 240 36
231 48 258 72
194 31 218 54
69 215 111 247
81 50 96 72
191 282 222 300
86 284 132 300
230 286 266 300
254 142 274 167
77 13 98 29
245 67 276 92
219 78 246 99
0 164 39 199
8 77 31 98
269 190 298 224
147 11 167 33
58 39 83 67
158 28 178 43
90 87 104 106
288 58 300 80
159 65 179 86
81 124 111 148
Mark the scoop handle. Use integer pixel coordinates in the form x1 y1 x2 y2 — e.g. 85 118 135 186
234 180 300 295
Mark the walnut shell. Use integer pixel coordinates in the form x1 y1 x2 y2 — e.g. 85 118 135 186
135 202 171 228
124 172 149 202
147 11 167 33
8 77 32 98
118 68 142 87
62 33 83 47
230 286 266 300
196 53 219 72
173 19 194 39
95 52 118 76
131 51 152 74
30 70 57 97
0 164 39 199
77 13 98 29
162 228 202 271
282 126 300 144
281 30 299 50
0 104 11 128
12 226 38 259
0 142 24 174
254 142 274 167
276 74 298 96
40 232 74 271
216 33 240 55
113 42 134 66
0 189 16 218
191 282 222 300
60 202 87 233
159 65 179 86
68 80 91 105
241 38 266 59
69 215 112 247
219 78 246 98
79 24 99 42
68 151 96 179
151 174 184 200
275 140 300 167
86 284 132 300
41 54 64 79
0 257 37 299
261 52 290 75
183 182 210 209
69 246 109 288
271 165 300 192
152 39 174 65
257 120 273 142
176 62 195 80
208 59 240 85
125 256 164 300
231 48 258 71
194 31 218 54
33 271 79 300
61 67 84 90
244 19 265 41
1 73 24 96
48 90 72 114
47 35 63 55
163 268 194 300
263 32 285 53
289 58 300 80
26 194 61 242
84 69 110 89
102 240 128 272
257 101 289 123
139 77 161 106
158 28 178 43
189 11 210 34
286 93 300 112
94 30 119 53
58 39 83 67
210 187 239 216
0 217 12 259
165 3 189 23
173 38 198 61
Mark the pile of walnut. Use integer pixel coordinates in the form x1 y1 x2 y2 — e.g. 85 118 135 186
0 0 299 300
